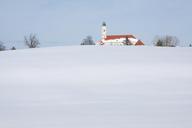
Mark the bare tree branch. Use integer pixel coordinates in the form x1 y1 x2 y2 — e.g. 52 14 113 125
81 36 95 45
0 41 6 51
24 34 40 48
153 35 179 47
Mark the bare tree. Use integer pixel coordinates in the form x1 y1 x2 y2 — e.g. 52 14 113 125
124 36 132 45
81 36 95 45
24 34 40 48
0 41 6 51
153 35 179 47
11 46 16 50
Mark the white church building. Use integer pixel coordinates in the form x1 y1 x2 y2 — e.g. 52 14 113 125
97 22 144 46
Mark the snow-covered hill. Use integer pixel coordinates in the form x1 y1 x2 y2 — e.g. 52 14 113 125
0 46 192 128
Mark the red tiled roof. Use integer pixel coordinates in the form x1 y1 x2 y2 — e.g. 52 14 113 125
135 40 144 45
105 35 136 40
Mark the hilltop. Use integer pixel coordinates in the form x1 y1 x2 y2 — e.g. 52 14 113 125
0 46 192 128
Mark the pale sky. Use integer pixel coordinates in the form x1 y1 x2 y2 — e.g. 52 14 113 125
0 0 192 47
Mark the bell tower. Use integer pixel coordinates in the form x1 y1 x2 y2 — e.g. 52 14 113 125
101 22 107 40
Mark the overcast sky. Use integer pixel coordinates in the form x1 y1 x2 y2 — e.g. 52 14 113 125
0 0 192 47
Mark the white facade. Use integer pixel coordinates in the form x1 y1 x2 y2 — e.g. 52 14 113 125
98 22 144 46
101 22 107 40
102 38 125 46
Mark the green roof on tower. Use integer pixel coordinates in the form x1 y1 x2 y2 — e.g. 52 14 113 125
102 22 106 26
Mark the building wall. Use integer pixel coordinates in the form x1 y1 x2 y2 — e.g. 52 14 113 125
102 38 139 45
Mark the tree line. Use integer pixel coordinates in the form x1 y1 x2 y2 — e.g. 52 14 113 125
153 35 179 47
81 35 192 47
1 34 192 51
0 34 40 51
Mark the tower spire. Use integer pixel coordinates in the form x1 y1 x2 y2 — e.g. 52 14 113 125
101 22 107 40
102 22 106 26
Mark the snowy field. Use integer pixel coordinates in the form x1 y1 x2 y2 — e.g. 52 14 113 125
0 46 192 128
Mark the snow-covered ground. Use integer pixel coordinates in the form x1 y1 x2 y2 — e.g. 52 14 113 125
0 46 192 128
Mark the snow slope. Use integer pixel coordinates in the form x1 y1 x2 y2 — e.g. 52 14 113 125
0 46 192 128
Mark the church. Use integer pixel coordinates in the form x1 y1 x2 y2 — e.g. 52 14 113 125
97 22 144 46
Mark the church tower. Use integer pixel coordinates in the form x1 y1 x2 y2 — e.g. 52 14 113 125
101 22 107 40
